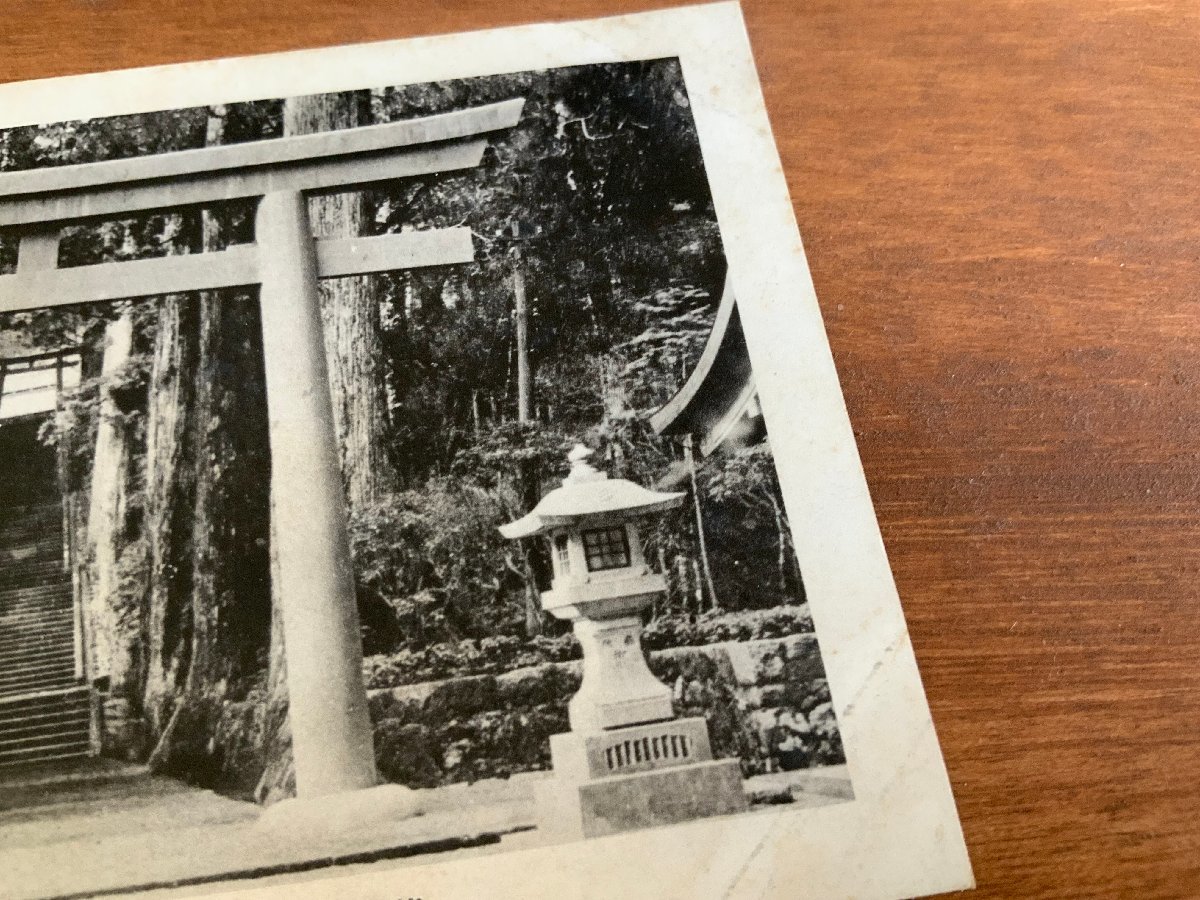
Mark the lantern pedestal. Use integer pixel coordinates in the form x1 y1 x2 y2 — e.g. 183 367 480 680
537 718 747 840
567 616 673 731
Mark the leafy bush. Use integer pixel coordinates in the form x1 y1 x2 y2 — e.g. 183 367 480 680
349 482 530 652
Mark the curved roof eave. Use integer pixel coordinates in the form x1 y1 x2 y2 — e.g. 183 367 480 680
649 271 739 436
499 493 685 539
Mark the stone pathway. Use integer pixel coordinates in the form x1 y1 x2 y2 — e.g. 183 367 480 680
0 762 851 900
0 761 538 900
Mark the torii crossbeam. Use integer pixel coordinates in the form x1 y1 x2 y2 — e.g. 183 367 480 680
0 97 524 804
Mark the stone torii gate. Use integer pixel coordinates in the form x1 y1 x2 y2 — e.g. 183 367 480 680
0 98 523 806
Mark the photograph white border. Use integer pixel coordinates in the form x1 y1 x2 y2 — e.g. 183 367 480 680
0 4 974 897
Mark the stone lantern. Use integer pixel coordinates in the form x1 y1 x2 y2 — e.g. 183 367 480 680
500 445 748 840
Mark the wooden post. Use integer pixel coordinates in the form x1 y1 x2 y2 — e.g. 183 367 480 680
676 555 689 614
255 189 377 799
655 547 668 618
513 244 532 424
684 434 720 611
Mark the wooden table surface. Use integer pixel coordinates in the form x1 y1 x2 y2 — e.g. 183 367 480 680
3 1 1198 897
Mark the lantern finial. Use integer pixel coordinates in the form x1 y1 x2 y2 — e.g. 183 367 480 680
564 443 604 485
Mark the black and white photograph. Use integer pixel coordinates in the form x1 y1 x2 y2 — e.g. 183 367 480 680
0 6 971 900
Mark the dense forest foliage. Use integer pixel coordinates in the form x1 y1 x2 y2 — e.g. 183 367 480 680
0 59 811 792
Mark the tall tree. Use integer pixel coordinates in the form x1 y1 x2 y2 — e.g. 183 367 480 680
143 107 273 784
82 311 143 755
140 290 201 742
282 91 392 508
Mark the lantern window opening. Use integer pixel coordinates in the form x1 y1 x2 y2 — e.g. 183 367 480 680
554 533 571 573
581 526 631 572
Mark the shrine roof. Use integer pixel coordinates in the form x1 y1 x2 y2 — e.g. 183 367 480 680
649 272 760 458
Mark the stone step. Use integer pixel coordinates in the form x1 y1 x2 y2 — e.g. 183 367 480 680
0 652 76 681
0 706 91 737
0 646 75 668
0 578 69 600
0 691 81 710
0 674 79 695
0 590 71 607
0 604 74 626
0 689 90 721
0 722 89 752
0 597 73 615
0 499 61 519
0 544 64 567
0 668 79 689
0 633 75 652
0 582 72 601
0 721 89 753
0 578 72 593
0 599 73 618
0 629 75 653
0 578 72 595
0 620 74 641
0 758 148 813
0 713 89 738
0 533 62 551
0 638 74 656
0 613 73 628
0 630 75 651
0 591 73 611
0 748 91 772
0 679 81 701
0 552 66 569
0 619 73 637
0 519 61 547
0 606 73 625
0 676 78 694
0 738 90 768
0 631 75 653
0 563 67 578
0 599 73 620
0 674 77 692
0 656 76 678
0 638 75 661
0 595 73 613
0 645 76 668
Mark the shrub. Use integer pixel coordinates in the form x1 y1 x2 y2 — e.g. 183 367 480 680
375 721 443 788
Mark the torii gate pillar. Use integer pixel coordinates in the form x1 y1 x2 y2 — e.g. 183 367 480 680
257 190 375 797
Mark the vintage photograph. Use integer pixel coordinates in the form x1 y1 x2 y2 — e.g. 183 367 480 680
0 55 855 897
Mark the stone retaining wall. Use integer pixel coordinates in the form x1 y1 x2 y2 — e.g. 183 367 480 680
367 633 843 789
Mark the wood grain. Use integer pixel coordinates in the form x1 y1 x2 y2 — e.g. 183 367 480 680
2 1 1198 896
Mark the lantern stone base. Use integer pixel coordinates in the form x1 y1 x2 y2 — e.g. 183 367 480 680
537 717 749 841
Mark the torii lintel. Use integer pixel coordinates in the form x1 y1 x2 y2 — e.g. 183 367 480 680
0 97 524 315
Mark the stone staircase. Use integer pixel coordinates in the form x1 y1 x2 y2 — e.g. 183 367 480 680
0 502 93 768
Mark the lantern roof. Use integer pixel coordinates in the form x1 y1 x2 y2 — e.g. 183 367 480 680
499 444 684 540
